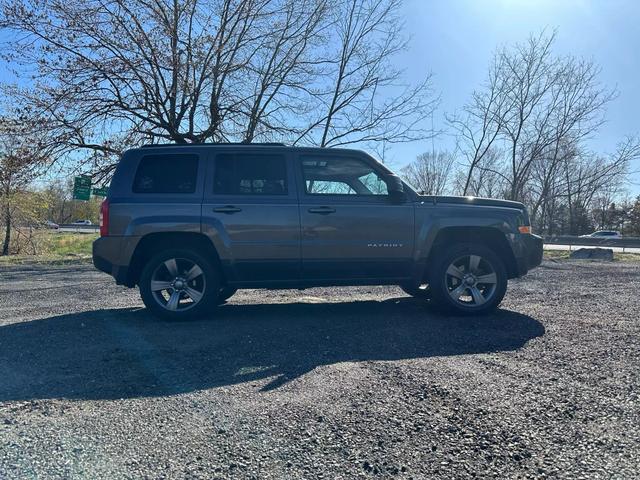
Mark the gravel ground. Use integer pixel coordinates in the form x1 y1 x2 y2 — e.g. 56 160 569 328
0 260 638 479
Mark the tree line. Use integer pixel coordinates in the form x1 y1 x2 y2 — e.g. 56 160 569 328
401 31 640 235
1 1 639 254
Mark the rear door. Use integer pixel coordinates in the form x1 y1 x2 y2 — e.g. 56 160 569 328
296 152 415 281
202 150 300 283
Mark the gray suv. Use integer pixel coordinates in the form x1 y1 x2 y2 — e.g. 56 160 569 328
93 144 543 319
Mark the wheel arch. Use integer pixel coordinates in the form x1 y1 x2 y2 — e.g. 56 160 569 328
127 232 224 287
425 226 518 279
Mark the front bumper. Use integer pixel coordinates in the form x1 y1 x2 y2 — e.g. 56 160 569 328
514 233 543 276
92 237 130 285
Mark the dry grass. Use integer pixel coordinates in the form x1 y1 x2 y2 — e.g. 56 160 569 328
0 232 97 265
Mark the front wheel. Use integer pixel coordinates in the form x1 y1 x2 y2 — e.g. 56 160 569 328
139 249 220 320
428 243 507 315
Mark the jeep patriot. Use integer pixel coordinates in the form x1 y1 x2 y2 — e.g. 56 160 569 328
93 144 543 319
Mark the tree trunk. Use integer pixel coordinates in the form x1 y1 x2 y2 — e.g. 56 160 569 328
2 201 10 256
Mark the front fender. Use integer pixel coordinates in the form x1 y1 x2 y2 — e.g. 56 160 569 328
410 204 521 284
416 214 515 262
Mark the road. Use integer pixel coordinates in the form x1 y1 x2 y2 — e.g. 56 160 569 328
1 260 639 478
57 226 99 234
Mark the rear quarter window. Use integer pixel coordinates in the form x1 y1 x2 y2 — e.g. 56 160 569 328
133 154 199 193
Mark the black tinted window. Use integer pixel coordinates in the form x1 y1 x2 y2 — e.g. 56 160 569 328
301 156 388 196
133 154 199 193
214 154 287 195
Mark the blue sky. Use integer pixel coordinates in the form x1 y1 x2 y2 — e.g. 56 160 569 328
1 0 638 192
388 0 640 193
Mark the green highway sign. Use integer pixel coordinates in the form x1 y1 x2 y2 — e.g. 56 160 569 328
92 186 108 197
73 175 92 201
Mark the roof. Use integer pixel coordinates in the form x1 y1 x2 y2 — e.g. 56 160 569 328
130 143 369 158
140 142 286 148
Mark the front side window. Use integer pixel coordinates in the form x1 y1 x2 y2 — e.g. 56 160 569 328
301 157 388 196
133 154 199 193
214 154 287 195
306 180 355 194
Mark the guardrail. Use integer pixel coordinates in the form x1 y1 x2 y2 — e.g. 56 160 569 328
544 235 640 252
58 224 100 233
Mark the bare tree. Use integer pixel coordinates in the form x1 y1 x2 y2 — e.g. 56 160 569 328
561 138 637 234
451 31 616 203
1 0 289 166
0 118 45 255
528 138 577 231
1 0 437 175
447 54 511 196
447 30 637 235
628 196 640 236
400 150 454 195
497 32 563 201
240 0 329 142
453 147 507 198
293 0 438 147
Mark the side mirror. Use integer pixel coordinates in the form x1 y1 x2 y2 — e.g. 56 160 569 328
384 174 406 203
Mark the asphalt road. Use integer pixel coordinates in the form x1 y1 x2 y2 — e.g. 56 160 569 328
0 260 638 479
56 226 100 234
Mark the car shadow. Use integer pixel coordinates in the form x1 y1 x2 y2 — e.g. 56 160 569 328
0 298 545 401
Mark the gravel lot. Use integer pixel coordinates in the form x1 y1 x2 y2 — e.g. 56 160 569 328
1 260 638 479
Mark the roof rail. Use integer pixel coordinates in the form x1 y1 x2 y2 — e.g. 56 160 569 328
140 142 287 148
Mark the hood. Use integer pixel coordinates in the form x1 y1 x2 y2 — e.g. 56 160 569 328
418 195 526 210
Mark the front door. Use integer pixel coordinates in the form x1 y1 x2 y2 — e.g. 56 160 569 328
202 150 300 283
296 153 415 281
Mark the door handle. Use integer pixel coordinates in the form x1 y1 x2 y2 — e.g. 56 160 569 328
308 206 336 215
213 206 242 214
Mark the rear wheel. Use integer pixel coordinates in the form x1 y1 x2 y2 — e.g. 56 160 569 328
139 249 219 320
428 243 507 315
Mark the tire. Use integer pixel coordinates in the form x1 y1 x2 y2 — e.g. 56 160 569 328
400 283 431 300
217 286 237 304
428 243 507 315
139 248 220 320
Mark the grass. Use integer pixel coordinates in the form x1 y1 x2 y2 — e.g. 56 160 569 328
544 249 640 263
44 232 98 256
0 232 98 266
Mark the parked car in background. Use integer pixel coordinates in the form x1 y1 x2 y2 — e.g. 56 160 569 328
93 144 543 319
580 230 622 238
45 220 59 229
72 219 93 226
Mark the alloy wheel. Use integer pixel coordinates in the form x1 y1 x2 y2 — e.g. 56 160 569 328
444 254 498 307
150 257 206 312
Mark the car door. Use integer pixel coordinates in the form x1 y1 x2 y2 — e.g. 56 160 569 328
201 149 300 283
296 152 415 281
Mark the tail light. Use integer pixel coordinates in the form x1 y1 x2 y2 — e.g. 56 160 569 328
99 199 109 237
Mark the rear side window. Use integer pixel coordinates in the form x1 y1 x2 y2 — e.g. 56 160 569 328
133 154 199 193
214 154 287 195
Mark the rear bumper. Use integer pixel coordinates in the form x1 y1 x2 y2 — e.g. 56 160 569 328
514 233 543 276
92 237 130 285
